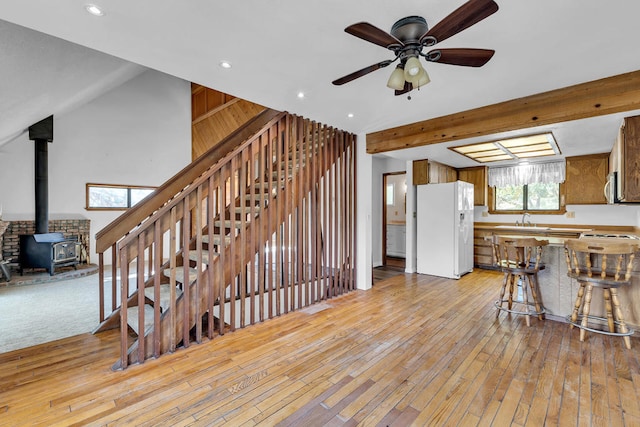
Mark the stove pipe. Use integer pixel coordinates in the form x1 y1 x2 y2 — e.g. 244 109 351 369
28 115 53 234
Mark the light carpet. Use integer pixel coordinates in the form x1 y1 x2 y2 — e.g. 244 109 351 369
0 274 102 353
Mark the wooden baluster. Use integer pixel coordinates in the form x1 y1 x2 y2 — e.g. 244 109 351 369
153 220 161 358
240 147 248 326
216 171 226 335
169 206 177 352
229 156 237 330
248 141 256 325
275 121 282 316
194 185 203 342
283 117 291 313
207 176 215 339
137 234 145 362
182 197 191 348
111 246 118 316
119 246 129 369
99 252 105 322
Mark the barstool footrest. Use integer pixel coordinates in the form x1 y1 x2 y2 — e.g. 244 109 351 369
565 314 634 337
495 299 546 317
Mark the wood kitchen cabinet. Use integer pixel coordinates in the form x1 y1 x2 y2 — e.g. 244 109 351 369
611 115 640 202
473 228 494 268
564 153 608 204
412 159 457 185
457 166 488 206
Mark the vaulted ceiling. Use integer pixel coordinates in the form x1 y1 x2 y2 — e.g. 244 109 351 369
2 1 640 167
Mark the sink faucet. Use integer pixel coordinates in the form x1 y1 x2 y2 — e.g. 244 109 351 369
522 212 531 226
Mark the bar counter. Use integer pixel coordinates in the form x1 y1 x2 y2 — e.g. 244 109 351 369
484 225 640 329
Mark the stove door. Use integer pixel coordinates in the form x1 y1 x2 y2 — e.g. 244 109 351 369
53 242 77 262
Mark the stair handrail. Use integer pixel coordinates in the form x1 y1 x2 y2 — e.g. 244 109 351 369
95 108 282 253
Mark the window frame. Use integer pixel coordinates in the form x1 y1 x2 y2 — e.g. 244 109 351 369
85 182 156 211
488 182 566 215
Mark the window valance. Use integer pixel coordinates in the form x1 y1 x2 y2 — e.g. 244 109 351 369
488 161 565 187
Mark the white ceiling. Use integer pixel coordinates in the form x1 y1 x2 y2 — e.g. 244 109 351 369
2 1 640 167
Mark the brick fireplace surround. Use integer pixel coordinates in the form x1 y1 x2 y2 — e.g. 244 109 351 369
1 219 91 265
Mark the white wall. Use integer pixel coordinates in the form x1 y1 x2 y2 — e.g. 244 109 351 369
356 133 372 290
0 69 191 260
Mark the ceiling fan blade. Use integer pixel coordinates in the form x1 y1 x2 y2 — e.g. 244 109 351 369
345 22 404 49
421 0 498 45
332 60 393 86
395 81 413 96
426 48 495 67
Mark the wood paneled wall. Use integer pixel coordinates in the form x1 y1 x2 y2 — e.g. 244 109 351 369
191 84 266 160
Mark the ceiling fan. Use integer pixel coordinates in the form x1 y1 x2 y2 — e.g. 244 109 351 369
332 0 499 96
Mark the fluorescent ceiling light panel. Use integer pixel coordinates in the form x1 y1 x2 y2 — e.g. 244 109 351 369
449 132 560 163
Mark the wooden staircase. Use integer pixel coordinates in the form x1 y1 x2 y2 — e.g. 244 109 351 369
94 110 357 369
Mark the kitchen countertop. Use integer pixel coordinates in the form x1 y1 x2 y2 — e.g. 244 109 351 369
479 223 640 246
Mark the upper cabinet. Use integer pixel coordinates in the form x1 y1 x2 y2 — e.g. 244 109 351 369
412 159 457 185
564 153 609 205
611 115 640 202
457 166 488 206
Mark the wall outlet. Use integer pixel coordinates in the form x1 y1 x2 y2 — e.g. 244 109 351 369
566 211 575 218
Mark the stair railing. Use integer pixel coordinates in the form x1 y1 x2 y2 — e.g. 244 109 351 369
96 111 357 369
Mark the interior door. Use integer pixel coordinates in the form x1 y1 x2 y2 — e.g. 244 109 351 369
383 172 406 268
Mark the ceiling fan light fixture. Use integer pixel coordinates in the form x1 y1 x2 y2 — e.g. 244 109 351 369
386 66 406 91
404 58 429 88
413 69 431 89
404 56 423 78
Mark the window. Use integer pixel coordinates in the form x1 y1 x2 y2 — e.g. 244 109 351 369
386 184 394 205
86 183 156 210
494 182 560 212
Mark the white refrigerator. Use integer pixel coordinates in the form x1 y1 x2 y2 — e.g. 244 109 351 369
416 181 474 279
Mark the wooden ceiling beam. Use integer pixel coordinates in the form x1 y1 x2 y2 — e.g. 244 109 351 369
366 69 640 154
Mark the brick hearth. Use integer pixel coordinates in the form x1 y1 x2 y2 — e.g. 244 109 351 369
2 219 90 264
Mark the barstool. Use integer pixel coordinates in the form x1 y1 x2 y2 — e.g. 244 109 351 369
564 239 638 349
492 236 548 326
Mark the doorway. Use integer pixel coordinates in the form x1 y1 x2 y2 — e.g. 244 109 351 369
382 172 406 270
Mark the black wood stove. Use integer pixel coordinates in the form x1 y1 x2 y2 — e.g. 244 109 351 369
18 115 80 275
19 233 79 275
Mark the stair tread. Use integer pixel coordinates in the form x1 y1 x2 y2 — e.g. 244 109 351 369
163 267 199 284
214 219 245 229
234 206 261 213
127 305 155 336
202 234 232 246
188 250 219 265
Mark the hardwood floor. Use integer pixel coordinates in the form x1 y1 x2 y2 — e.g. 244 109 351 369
373 264 406 284
2 269 640 426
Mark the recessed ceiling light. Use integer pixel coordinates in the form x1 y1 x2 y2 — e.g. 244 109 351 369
347 113 354 118
297 91 305 99
219 61 232 69
85 4 105 16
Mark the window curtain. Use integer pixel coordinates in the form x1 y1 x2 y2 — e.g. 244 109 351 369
488 161 565 187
